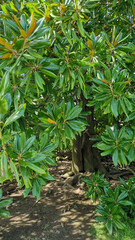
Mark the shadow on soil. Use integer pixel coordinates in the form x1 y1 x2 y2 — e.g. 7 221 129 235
0 160 97 240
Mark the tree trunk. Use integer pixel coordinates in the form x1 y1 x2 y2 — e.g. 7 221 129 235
71 128 102 174
72 135 83 173
72 100 105 174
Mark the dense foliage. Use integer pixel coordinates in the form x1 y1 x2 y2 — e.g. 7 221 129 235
0 0 134 223
83 173 135 235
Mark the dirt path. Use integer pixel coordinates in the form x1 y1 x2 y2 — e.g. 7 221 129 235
0 160 97 240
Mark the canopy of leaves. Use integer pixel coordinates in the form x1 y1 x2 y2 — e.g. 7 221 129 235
0 0 134 199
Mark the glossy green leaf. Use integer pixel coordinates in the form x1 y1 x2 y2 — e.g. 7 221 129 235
14 89 20 110
0 198 13 209
24 187 31 198
112 149 118 166
32 179 40 199
111 98 118 117
119 200 132 206
120 99 128 117
20 72 31 87
127 147 134 162
117 191 127 202
114 220 125 229
20 132 26 152
23 136 36 153
106 221 113 235
20 160 45 174
4 104 26 127
118 127 125 139
0 71 10 98
21 167 31 189
0 98 8 114
66 106 82 120
41 69 57 78
123 97 132 112
27 49 43 59
29 39 50 49
77 19 85 37
45 157 56 166
0 209 11 218
44 172 55 180
120 150 127 165
67 120 86 132
34 71 44 89
1 153 8 178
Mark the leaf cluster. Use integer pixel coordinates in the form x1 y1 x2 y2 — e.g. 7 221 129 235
0 0 134 209
83 172 135 235
0 188 13 218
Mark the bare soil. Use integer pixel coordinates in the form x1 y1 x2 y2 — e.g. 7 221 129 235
0 160 98 240
1 157 134 240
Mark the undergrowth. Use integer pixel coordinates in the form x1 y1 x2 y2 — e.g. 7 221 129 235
91 222 135 240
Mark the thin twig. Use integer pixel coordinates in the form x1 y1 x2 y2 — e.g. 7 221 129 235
127 166 135 176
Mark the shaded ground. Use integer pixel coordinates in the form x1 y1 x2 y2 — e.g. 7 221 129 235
1 158 134 240
0 160 97 240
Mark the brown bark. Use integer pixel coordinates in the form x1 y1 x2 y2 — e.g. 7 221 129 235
72 135 83 174
71 132 103 174
71 97 106 174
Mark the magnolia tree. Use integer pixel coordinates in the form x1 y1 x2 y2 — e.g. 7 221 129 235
0 0 135 199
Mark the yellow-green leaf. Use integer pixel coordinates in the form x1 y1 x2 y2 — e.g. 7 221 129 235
10 1 18 12
13 15 23 29
0 37 6 46
112 25 116 43
1 4 11 17
0 53 12 59
20 29 27 39
32 6 44 16
87 39 93 50
133 8 135 24
4 42 13 51
47 118 56 124
27 12 37 37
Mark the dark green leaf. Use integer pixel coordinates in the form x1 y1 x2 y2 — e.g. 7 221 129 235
111 98 118 117
112 149 118 166
34 71 44 89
